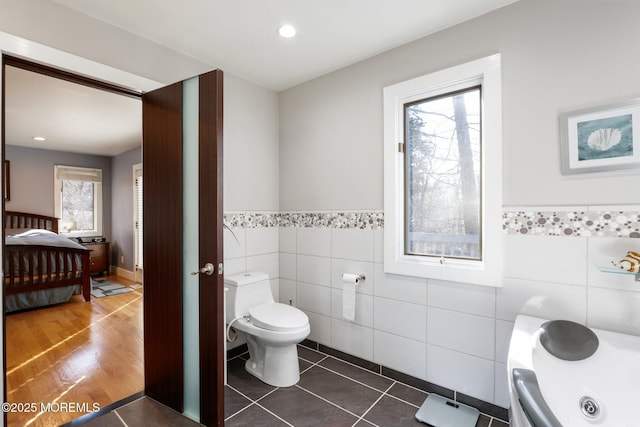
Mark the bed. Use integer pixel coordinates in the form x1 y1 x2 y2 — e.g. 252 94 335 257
4 211 91 312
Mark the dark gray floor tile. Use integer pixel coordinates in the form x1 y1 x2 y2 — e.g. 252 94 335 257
225 404 290 427
319 357 394 392
386 383 428 407
225 385 252 419
80 412 126 427
475 413 492 427
260 386 358 427
299 358 313 373
298 345 327 363
490 418 509 427
298 366 383 416
116 397 202 427
354 420 377 426
363 395 424 427
226 356 277 400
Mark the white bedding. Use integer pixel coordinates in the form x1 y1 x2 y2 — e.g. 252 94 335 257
6 229 87 250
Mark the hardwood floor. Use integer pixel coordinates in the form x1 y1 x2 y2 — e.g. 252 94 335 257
5 276 143 427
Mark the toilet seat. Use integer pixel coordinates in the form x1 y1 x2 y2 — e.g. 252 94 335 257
249 303 308 332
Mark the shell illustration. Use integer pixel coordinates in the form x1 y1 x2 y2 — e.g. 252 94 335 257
611 250 640 273
587 127 622 151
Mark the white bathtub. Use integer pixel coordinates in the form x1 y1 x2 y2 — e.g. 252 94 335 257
508 315 640 427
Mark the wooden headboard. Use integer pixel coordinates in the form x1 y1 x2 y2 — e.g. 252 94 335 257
5 211 59 233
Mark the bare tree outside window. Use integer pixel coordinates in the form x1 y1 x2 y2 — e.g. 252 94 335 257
404 86 481 260
55 165 102 236
61 180 95 232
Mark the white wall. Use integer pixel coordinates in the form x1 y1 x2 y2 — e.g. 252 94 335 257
278 0 640 409
223 74 281 351
224 74 280 212
280 0 640 209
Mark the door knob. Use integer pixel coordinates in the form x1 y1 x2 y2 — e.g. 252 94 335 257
191 262 215 276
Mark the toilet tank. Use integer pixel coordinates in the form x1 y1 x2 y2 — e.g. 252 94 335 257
224 272 275 322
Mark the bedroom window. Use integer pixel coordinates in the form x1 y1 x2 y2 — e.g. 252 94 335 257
54 165 103 237
383 54 503 287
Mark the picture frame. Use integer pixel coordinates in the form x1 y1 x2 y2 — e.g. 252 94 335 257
560 98 640 175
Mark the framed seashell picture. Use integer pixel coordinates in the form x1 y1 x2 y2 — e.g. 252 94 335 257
560 97 640 175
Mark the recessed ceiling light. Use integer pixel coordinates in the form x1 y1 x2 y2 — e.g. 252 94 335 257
32 136 46 141
278 24 296 38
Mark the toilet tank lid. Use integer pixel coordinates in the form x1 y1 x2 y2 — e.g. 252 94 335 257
224 271 269 286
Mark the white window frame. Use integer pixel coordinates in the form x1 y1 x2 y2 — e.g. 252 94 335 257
54 165 103 237
383 54 503 287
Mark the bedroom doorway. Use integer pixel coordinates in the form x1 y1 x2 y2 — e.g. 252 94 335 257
2 56 145 426
2 52 225 426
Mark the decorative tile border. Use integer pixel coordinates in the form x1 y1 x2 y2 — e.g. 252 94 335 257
503 210 640 238
224 209 639 237
224 212 279 228
224 211 384 229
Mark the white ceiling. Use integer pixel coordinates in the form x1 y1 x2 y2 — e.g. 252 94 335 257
5 65 142 157
53 0 518 91
6 0 518 156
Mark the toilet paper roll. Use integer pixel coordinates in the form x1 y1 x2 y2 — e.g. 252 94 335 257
341 273 361 284
342 274 358 321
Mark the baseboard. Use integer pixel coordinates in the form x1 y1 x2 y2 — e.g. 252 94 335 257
113 266 135 282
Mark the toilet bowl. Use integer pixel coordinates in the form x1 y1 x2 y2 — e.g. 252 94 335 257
225 272 310 387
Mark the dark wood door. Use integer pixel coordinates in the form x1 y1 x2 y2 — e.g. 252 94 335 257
197 70 224 426
142 71 224 425
142 81 185 411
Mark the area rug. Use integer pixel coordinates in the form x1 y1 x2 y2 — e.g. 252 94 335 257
91 278 134 298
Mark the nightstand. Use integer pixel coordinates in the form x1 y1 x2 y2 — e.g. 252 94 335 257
82 241 110 275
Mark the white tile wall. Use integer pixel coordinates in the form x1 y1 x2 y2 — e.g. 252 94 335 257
587 287 640 334
331 318 374 361
428 279 495 317
495 320 514 364
223 208 640 411
504 234 588 285
297 282 331 316
373 264 427 304
297 254 331 286
246 227 279 256
496 278 587 323
374 330 427 380
279 226 297 254
494 362 510 408
297 228 331 257
427 345 495 403
247 253 279 281
305 311 331 343
279 278 296 306
373 297 427 342
427 308 495 360
279 253 296 281
331 228 374 261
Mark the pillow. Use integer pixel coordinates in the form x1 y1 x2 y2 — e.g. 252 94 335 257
5 228 33 236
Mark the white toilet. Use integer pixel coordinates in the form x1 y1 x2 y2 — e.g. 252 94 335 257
224 271 310 387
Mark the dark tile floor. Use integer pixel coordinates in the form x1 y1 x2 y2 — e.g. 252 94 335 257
225 345 510 427
80 345 510 426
